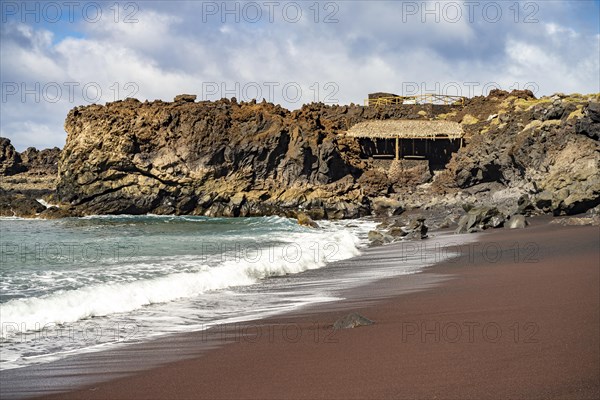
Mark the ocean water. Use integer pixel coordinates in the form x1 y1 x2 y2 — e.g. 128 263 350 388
0 215 379 370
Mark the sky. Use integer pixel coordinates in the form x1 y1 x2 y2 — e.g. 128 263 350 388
1 0 599 150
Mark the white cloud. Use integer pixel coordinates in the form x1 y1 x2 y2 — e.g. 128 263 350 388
0 121 63 151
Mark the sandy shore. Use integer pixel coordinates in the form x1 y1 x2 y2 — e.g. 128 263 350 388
26 221 600 399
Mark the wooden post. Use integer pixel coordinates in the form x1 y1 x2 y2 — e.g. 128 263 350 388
395 136 399 160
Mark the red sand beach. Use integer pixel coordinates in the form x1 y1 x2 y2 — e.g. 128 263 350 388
36 221 600 400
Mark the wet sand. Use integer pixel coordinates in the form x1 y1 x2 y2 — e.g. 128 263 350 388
30 222 600 399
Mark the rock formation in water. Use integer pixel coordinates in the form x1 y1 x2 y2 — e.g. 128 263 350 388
0 138 61 217
1 90 599 220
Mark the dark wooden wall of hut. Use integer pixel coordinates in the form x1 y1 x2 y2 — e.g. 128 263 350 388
357 138 460 169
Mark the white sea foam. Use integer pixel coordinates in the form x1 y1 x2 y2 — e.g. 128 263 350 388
36 199 59 209
0 226 361 339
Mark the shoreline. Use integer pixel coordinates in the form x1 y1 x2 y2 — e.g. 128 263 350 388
1 219 598 399
0 223 464 399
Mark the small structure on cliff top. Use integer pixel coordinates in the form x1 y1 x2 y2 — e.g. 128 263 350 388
346 119 464 166
365 92 467 106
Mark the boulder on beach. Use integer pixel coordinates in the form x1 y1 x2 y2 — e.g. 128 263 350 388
0 138 26 176
516 194 535 216
388 226 408 238
534 191 554 213
456 206 505 234
333 313 374 329
506 214 528 229
402 218 429 240
371 196 403 217
367 230 391 246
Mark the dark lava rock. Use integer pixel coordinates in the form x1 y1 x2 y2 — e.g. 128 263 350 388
50 92 600 218
20 146 61 174
333 313 374 329
517 194 535 216
0 190 46 217
456 206 505 234
534 191 554 213
368 230 391 246
0 138 26 176
174 94 197 102
402 218 429 240
576 102 600 140
506 214 528 229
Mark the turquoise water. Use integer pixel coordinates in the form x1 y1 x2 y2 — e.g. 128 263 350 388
0 215 373 369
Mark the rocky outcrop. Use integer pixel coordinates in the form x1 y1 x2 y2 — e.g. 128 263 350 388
0 139 60 176
0 138 26 175
367 216 429 245
0 188 45 217
371 196 403 217
0 139 61 217
56 98 358 217
576 102 600 140
56 96 457 218
437 92 600 216
20 147 61 174
3 90 599 220
368 229 391 246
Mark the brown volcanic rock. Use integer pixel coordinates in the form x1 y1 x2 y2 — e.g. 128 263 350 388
20 146 61 174
57 98 368 216
1 140 61 217
437 93 600 215
57 98 454 217
0 137 26 175
55 92 600 218
0 188 46 217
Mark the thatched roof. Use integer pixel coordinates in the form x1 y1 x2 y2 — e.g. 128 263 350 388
346 120 463 139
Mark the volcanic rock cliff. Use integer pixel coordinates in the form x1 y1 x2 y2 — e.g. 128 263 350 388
0 138 61 217
2 90 599 219
54 96 459 218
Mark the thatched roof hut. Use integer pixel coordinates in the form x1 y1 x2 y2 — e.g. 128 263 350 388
346 120 463 140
